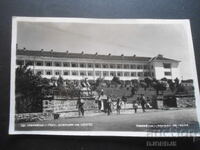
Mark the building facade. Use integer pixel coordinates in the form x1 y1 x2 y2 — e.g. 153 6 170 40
16 49 180 81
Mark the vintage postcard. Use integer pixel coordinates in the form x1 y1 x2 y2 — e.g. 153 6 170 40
9 17 200 136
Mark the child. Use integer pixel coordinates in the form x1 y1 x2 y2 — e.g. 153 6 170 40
132 100 139 113
116 98 122 115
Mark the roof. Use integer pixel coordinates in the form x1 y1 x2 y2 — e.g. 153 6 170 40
181 80 193 83
16 49 179 62
148 54 180 62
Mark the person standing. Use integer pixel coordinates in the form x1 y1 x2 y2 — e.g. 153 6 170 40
107 96 112 115
76 97 85 117
132 100 139 113
98 92 107 112
146 97 152 109
97 96 102 111
140 94 146 112
116 98 122 115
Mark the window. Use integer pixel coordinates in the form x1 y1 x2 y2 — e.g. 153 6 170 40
117 72 123 76
110 64 115 68
54 62 61 67
54 70 61 75
36 70 43 75
102 64 108 68
63 71 70 76
95 63 101 68
137 72 143 77
124 72 130 77
131 72 136 77
95 71 101 76
44 100 49 105
137 65 143 69
80 63 86 68
124 64 129 69
80 71 86 76
71 63 78 67
45 61 52 66
88 71 94 76
144 72 150 77
45 70 52 75
63 62 70 67
88 63 93 68
143 65 148 70
72 71 78 76
117 64 122 69
25 60 34 66
103 71 109 76
163 63 171 68
36 61 43 66
164 72 171 76
110 71 116 76
130 64 136 69
16 60 24 65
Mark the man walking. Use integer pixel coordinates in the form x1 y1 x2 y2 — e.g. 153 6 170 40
116 98 122 115
76 97 85 117
140 94 146 112
132 99 139 113
107 96 112 115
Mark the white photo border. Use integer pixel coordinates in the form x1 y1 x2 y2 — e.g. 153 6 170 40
9 17 200 137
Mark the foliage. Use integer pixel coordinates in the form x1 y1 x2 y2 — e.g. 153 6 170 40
111 76 121 85
16 65 51 113
144 77 153 88
151 79 167 95
167 79 176 92
57 75 64 87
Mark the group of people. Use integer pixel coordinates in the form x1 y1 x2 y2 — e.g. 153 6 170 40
98 92 124 116
76 92 152 117
132 94 152 113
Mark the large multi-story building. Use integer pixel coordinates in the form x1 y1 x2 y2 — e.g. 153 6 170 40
16 49 180 80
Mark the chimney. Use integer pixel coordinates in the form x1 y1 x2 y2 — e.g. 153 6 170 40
133 54 136 57
121 54 124 57
23 47 26 50
95 52 98 56
157 54 163 58
81 51 84 55
108 53 111 56
51 49 53 52
41 49 44 52
66 50 69 54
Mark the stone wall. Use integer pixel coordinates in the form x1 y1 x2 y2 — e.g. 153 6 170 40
43 99 98 113
15 113 53 123
176 97 195 108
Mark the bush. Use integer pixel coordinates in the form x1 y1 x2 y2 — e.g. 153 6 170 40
111 76 121 84
53 113 60 119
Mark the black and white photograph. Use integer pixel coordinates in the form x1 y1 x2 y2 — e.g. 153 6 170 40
9 17 200 136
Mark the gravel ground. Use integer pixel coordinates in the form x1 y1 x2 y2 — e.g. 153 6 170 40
15 108 199 132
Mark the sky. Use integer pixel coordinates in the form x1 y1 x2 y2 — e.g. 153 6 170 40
17 21 195 79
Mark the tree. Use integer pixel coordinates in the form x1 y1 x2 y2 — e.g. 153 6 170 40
167 79 176 92
95 77 104 89
161 77 168 82
174 78 180 89
111 76 121 85
131 79 139 88
140 81 148 91
151 79 167 95
57 75 64 87
15 65 51 113
144 77 152 88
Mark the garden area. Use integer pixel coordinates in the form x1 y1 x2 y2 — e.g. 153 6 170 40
15 64 195 115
